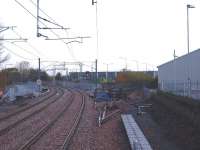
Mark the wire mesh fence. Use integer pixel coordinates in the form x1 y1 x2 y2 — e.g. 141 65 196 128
159 80 200 100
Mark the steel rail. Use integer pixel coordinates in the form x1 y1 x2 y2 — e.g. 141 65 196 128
18 89 75 150
0 88 64 136
61 91 86 150
101 109 121 124
0 87 55 122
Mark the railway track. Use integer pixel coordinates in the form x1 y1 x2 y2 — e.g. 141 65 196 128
61 91 85 150
0 88 64 137
0 88 71 150
17 90 85 150
0 87 56 122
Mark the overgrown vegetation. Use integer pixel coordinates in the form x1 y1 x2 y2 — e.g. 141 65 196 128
147 92 200 150
0 67 50 86
116 72 157 88
0 40 10 90
0 43 10 68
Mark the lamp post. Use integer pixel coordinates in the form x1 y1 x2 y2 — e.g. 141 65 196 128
187 4 195 97
132 60 139 71
103 63 113 81
92 0 98 88
187 4 195 54
142 62 148 72
119 57 127 71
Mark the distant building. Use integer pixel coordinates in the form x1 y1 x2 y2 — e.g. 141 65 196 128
69 71 117 81
69 71 157 82
158 49 200 99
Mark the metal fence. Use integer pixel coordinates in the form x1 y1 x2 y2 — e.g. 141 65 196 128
3 81 40 101
159 80 200 100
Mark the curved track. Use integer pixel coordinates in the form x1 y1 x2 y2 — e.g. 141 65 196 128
0 88 64 137
61 91 85 150
17 90 85 150
0 87 57 122
0 88 69 150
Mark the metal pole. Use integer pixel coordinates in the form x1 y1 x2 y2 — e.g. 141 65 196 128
53 69 56 85
186 4 195 54
120 57 127 71
187 6 189 54
38 58 41 92
146 63 147 72
186 5 190 96
186 4 195 97
125 58 127 71
131 60 139 71
142 63 147 72
136 61 139 72
38 58 41 80
174 50 176 93
79 63 82 80
37 0 39 37
92 0 99 87
92 0 97 5
106 64 108 81
95 59 98 88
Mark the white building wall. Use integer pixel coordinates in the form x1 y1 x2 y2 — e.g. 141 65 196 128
158 49 200 99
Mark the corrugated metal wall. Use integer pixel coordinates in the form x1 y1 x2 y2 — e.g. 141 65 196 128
158 49 200 99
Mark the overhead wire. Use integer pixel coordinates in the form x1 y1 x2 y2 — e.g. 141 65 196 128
1 26 41 61
11 28 24 39
2 45 37 61
29 0 80 60
12 28 46 57
26 43 45 57
14 0 76 60
30 0 76 60
9 42 39 58
40 60 95 72
6 27 50 60
29 0 71 34
0 27 10 33
11 30 41 58
29 0 62 26
38 17 65 29
14 0 93 71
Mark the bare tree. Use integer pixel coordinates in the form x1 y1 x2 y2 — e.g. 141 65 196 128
0 43 10 68
0 22 10 67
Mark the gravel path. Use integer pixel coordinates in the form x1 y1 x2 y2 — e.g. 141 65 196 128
69 93 130 150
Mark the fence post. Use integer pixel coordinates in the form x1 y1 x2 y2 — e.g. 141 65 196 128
184 82 186 96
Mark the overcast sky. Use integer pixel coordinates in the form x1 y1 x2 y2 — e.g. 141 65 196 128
0 0 200 72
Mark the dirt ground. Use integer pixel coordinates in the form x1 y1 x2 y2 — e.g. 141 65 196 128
124 90 200 150
148 93 200 150
122 91 181 150
69 90 192 150
69 94 131 150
